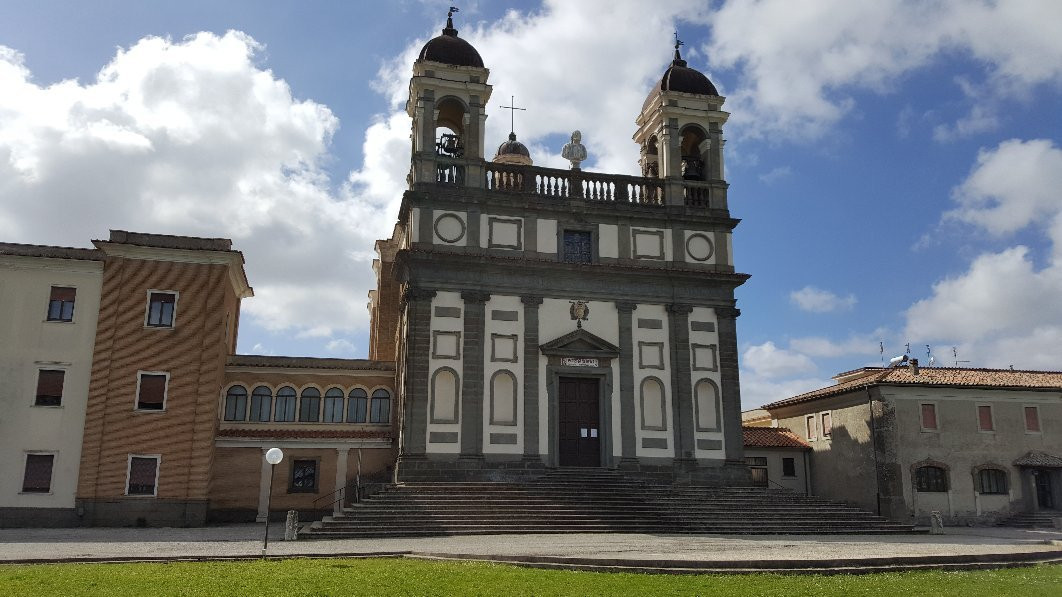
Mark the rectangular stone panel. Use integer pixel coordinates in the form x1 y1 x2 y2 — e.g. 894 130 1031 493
697 439 722 451
491 310 519 321
690 321 716 332
490 334 519 363
487 217 523 250
637 318 662 329
691 343 718 371
429 432 459 444
638 341 665 370
641 437 668 449
434 306 462 318
489 433 518 445
431 331 462 359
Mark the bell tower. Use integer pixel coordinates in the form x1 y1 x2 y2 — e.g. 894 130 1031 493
633 39 728 208
407 8 492 188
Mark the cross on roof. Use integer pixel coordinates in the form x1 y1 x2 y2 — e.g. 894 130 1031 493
499 95 526 135
674 31 684 50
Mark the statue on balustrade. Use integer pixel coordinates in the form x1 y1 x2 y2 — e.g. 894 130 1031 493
561 130 587 170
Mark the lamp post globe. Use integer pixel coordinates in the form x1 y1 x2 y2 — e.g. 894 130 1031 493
265 447 284 465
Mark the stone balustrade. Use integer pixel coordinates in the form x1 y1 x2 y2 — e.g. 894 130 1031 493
427 157 717 209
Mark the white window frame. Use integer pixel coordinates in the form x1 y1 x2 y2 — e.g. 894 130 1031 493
919 402 939 432
820 411 832 438
976 403 995 433
134 370 170 412
805 414 817 441
20 451 58 495
144 289 179 329
1023 405 1042 434
125 453 161 497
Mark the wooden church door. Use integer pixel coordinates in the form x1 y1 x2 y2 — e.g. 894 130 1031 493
558 377 601 467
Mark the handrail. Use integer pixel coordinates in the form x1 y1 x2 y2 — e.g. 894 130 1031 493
312 484 346 511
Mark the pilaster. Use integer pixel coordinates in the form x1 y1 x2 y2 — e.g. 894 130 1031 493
667 303 695 459
715 306 744 461
460 290 490 457
521 295 543 457
616 301 638 461
400 286 436 456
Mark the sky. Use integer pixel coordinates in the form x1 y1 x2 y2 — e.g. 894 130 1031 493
2 0 1061 410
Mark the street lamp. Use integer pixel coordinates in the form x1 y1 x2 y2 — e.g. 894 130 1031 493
262 447 284 556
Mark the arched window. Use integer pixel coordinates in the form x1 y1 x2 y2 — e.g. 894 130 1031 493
977 468 1008 494
370 389 391 424
915 465 948 492
274 386 296 422
323 388 345 423
299 387 321 422
347 388 367 423
679 125 708 181
250 386 271 422
640 377 667 431
223 385 247 421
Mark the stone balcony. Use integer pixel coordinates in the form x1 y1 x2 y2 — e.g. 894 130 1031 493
415 155 727 211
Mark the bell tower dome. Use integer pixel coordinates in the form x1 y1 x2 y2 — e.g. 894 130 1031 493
633 38 728 207
407 8 493 188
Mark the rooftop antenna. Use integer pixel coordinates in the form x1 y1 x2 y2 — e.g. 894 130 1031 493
905 343 910 355
952 346 970 367
499 95 526 136
879 341 884 366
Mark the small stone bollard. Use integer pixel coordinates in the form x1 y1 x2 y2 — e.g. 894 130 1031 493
284 510 299 541
929 511 945 535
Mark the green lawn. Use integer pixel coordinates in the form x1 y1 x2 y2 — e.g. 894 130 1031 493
1 558 1059 596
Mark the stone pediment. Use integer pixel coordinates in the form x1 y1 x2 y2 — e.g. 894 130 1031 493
540 328 620 358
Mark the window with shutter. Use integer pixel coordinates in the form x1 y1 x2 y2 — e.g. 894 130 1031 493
35 370 65 406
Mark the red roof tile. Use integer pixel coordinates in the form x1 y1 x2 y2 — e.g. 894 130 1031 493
764 367 1062 410
742 426 810 449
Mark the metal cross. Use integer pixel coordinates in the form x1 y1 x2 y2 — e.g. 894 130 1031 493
499 95 526 134
674 31 684 51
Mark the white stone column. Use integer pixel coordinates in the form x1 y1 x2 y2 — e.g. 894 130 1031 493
255 447 271 523
334 447 350 515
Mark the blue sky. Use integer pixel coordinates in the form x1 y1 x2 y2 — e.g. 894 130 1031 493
2 1 1060 409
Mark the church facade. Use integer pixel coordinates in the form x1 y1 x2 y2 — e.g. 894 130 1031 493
376 15 751 484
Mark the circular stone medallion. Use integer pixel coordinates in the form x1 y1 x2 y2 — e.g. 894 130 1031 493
434 213 466 243
685 233 715 262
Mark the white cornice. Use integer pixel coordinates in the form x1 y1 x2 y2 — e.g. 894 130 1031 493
215 438 392 449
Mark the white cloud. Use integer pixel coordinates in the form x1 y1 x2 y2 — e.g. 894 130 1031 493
945 139 1062 237
789 286 856 313
706 0 1062 138
0 32 398 342
325 338 356 355
905 138 1062 367
743 341 816 379
739 371 833 411
789 332 885 358
758 165 791 184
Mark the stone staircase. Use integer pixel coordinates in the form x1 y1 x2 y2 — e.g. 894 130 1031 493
996 510 1062 528
303 468 914 538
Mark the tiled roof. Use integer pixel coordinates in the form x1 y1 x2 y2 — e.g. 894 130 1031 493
764 367 1062 410
227 355 396 371
217 429 393 440
742 426 810 449
1013 451 1062 468
0 242 102 261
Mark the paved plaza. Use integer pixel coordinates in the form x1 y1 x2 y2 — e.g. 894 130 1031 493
0 525 1060 572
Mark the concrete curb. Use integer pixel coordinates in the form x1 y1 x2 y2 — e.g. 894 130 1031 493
3 548 1060 575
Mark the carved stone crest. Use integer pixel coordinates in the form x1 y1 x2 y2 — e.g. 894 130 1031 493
569 300 590 328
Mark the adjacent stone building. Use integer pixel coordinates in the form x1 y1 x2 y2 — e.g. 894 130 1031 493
762 363 1062 524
